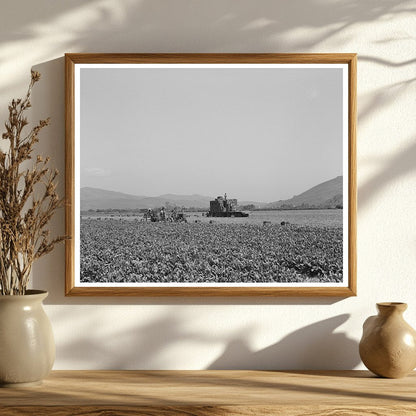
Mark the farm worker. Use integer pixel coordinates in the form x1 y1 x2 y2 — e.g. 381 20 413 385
145 208 152 221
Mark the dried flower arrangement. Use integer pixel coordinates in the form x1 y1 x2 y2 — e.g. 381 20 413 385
0 71 65 295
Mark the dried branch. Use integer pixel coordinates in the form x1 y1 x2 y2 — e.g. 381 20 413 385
0 71 66 295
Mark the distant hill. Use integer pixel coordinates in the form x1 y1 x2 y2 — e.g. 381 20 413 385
80 188 144 210
80 187 213 210
266 176 343 209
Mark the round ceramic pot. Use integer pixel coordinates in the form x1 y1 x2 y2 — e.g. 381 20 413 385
0 290 55 387
359 302 416 378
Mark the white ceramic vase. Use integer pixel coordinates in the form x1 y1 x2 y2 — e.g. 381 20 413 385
0 290 55 387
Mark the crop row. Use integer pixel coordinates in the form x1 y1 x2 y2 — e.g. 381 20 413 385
80 219 343 283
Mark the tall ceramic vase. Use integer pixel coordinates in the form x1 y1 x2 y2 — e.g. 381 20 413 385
0 290 55 387
359 302 416 378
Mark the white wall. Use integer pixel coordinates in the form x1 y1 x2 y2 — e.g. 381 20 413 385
1 0 415 370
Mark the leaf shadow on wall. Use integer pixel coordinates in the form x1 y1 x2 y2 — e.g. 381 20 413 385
54 312 215 369
53 308 359 370
55 0 414 54
356 54 416 209
207 314 360 370
0 0 414 96
359 138 416 210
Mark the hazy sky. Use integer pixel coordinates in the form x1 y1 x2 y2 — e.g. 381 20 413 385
80 66 343 202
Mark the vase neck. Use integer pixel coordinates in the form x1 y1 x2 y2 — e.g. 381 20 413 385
377 302 407 317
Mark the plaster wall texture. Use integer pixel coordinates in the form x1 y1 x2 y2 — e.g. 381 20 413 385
0 0 415 370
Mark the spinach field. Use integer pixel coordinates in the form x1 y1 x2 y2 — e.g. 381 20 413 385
80 218 343 284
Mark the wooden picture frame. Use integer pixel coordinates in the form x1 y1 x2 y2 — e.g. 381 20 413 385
65 53 356 296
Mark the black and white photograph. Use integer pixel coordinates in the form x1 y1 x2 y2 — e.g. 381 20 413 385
66 54 356 296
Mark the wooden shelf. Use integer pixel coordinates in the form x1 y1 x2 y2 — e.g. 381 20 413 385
1 370 415 415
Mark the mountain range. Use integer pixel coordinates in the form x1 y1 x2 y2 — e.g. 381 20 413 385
80 188 212 210
80 176 343 211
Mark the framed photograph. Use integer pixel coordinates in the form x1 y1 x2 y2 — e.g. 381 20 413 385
65 53 356 296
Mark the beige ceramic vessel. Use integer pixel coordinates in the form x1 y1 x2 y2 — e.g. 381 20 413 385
359 302 416 378
0 290 55 387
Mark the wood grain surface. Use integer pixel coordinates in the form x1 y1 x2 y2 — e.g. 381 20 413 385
1 370 415 415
